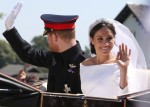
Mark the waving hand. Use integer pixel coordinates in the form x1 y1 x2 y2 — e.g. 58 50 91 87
5 3 23 30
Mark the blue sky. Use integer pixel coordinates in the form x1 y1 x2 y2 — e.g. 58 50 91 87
0 0 148 49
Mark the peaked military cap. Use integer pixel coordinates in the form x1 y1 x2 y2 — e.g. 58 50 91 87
41 14 79 35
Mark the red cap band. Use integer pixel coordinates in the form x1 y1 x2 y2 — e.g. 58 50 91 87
45 22 75 30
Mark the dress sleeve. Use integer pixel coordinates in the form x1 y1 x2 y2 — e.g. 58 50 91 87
117 85 128 96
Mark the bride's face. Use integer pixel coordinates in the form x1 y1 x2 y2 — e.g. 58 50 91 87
91 26 115 55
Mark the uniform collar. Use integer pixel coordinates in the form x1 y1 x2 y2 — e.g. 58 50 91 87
59 41 83 60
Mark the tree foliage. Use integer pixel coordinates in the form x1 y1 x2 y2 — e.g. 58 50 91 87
0 12 4 19
84 46 91 57
0 40 23 68
31 35 49 50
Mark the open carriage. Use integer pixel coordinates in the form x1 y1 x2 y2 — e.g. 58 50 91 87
0 72 150 107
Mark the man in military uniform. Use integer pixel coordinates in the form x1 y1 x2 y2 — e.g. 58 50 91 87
3 3 89 94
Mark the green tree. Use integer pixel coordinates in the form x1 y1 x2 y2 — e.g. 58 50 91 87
84 46 91 57
31 35 49 50
0 12 4 19
0 40 23 68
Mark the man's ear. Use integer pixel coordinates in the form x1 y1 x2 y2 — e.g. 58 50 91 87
53 32 59 42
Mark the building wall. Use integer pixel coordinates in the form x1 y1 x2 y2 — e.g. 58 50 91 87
122 14 150 68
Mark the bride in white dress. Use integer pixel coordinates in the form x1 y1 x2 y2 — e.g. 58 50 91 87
80 18 149 98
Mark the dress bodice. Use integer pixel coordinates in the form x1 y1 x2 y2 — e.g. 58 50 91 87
80 63 121 98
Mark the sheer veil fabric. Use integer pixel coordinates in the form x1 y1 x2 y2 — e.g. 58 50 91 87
89 18 149 93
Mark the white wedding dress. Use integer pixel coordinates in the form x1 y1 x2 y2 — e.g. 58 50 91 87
80 63 128 99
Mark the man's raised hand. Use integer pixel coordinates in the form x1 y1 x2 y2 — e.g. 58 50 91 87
5 3 22 30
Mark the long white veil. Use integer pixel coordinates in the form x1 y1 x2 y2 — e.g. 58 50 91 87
111 19 149 93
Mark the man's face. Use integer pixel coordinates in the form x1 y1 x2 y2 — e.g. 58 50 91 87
47 32 59 52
